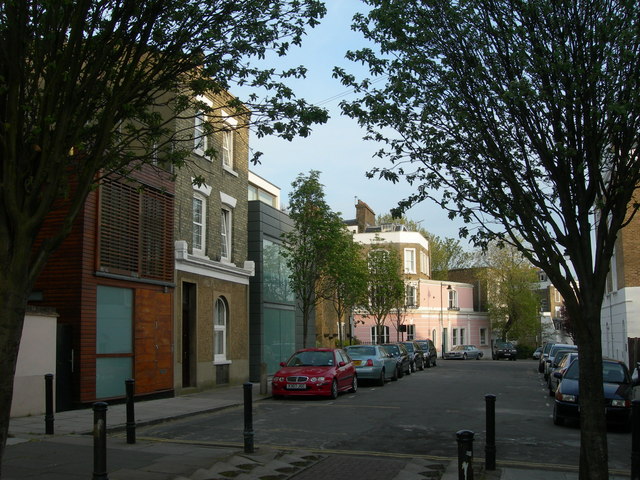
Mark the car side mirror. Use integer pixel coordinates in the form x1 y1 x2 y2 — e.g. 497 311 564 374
280 362 286 367
338 361 346 367
553 371 562 379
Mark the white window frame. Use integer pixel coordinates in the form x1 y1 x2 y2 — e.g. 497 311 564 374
479 328 487 346
405 283 417 307
371 325 390 344
222 128 234 169
406 324 415 340
192 193 206 256
194 111 208 156
220 207 231 261
452 328 465 346
420 251 428 274
448 288 458 309
404 248 416 274
214 297 227 362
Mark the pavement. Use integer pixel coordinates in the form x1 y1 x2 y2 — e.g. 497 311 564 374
5 384 630 480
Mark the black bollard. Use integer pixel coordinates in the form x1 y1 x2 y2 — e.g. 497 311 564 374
125 378 136 444
44 374 54 434
632 400 640 479
92 402 109 480
485 394 496 471
243 382 255 453
456 430 474 480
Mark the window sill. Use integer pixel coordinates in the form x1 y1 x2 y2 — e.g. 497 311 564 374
223 165 238 177
194 150 211 161
213 359 231 365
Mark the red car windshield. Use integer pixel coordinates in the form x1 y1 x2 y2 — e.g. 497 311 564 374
286 351 335 367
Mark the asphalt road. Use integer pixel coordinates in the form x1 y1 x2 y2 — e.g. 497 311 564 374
137 359 631 471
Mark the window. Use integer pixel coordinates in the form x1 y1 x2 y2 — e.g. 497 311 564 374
99 180 173 281
554 288 562 303
420 251 428 274
192 194 206 256
405 284 417 307
404 248 416 273
96 286 133 398
448 288 458 310
222 129 233 168
194 112 207 155
407 324 415 340
220 208 231 261
214 297 227 362
452 328 465 346
371 325 390 344
480 328 487 345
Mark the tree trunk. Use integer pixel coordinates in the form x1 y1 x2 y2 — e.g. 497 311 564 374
575 308 608 480
0 272 30 477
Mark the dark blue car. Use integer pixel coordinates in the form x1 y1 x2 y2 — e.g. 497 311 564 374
553 358 636 429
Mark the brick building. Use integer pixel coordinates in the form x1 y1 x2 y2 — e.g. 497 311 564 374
173 90 254 392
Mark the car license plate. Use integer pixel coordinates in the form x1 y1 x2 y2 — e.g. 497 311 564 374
353 360 362 366
286 384 306 390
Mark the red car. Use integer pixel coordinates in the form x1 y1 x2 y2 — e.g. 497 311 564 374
271 348 357 399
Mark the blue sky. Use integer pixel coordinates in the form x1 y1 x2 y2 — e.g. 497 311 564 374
239 1 468 243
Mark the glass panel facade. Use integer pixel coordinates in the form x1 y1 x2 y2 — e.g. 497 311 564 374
97 286 132 354
264 308 295 374
96 357 132 398
96 285 133 398
263 239 294 304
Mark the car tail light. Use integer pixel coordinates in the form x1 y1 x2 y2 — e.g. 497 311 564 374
366 359 374 366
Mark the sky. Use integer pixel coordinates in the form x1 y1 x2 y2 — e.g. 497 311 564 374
237 1 469 243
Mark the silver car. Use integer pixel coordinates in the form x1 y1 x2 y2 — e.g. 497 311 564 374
444 345 484 360
344 345 398 385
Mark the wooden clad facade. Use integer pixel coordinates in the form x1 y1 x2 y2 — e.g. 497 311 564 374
32 165 175 408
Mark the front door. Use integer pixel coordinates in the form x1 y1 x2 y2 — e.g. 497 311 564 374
182 283 196 388
442 328 448 357
55 323 74 412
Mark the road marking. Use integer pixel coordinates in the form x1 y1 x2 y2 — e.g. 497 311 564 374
134 436 628 476
265 402 400 409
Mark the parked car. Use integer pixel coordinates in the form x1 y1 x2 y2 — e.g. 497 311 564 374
538 342 555 373
344 345 398 385
271 348 357 399
400 341 425 372
444 345 483 360
492 341 517 360
382 343 412 377
547 351 578 396
415 339 438 367
544 344 578 380
533 346 542 360
553 358 637 429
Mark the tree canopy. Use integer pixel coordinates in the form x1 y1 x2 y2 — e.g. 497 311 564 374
479 241 540 346
336 0 640 477
0 0 328 472
282 170 347 347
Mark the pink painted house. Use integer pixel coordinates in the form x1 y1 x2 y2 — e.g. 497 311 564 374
345 201 491 358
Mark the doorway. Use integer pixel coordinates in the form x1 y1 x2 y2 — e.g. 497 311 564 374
182 282 196 388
